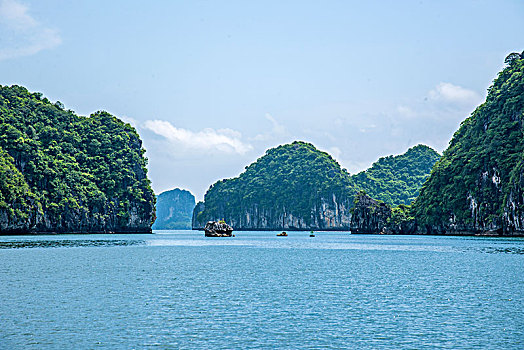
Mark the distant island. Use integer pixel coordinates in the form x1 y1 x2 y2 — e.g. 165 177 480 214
0 85 155 234
194 52 524 236
193 141 356 230
192 141 439 231
152 188 195 230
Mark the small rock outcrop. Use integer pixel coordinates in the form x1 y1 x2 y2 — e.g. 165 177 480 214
204 221 233 237
350 192 391 234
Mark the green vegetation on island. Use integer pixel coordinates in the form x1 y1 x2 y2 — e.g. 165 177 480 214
0 147 38 228
193 141 439 230
413 51 524 234
193 141 357 230
351 145 440 206
152 188 195 230
0 85 155 233
8 50 519 236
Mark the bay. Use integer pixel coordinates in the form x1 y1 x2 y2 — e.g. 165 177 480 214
0 231 522 349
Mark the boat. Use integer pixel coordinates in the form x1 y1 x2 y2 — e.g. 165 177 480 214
310 230 315 237
277 231 288 236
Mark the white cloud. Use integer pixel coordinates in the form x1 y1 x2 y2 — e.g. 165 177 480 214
428 82 480 105
327 146 341 159
342 159 374 175
396 105 415 118
251 113 287 141
265 113 286 135
143 119 252 155
250 134 268 141
0 0 61 60
120 115 138 128
357 124 377 133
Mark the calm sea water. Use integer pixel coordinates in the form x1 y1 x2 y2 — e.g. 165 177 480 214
0 231 522 349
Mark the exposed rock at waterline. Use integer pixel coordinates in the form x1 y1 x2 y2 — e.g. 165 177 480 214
204 221 233 237
349 192 391 234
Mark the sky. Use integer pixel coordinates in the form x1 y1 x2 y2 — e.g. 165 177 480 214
0 0 523 200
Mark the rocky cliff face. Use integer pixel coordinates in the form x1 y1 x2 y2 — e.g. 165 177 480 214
192 202 205 229
349 192 423 235
193 194 352 230
349 193 391 233
1 188 154 234
504 160 524 233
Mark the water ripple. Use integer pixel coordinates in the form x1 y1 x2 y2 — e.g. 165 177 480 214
0 239 146 249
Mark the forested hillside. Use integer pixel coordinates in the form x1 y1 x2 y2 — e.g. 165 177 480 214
0 85 155 233
192 140 439 230
193 141 356 230
351 145 440 206
414 51 524 235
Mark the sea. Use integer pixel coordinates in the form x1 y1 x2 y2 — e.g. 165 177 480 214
0 231 522 349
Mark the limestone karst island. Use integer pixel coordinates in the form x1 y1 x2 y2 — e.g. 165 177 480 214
0 86 155 234
1 52 523 236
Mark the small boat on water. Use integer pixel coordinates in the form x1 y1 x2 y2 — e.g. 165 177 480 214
310 230 315 237
277 231 288 236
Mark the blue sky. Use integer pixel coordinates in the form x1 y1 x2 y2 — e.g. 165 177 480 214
0 0 523 200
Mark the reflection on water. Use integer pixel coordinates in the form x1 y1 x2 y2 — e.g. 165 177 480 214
0 239 146 249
